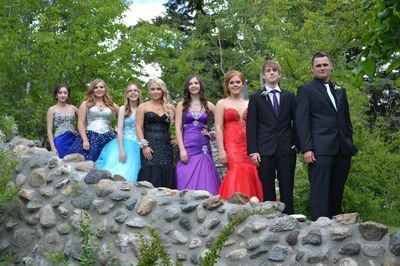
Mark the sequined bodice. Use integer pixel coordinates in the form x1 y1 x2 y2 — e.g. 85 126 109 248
223 108 251 165
182 111 212 155
183 111 208 130
123 115 138 141
86 106 112 134
53 113 76 137
142 111 173 166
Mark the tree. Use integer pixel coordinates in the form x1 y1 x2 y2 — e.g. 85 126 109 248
0 0 132 141
358 0 400 82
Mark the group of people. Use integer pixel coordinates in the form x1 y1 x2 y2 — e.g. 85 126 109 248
47 52 357 221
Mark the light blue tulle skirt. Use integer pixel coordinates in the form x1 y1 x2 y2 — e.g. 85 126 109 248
96 138 141 182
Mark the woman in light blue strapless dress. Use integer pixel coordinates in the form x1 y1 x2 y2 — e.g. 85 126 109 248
96 84 142 182
66 79 119 161
47 84 78 158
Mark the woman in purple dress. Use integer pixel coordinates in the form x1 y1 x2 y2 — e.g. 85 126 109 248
175 75 220 195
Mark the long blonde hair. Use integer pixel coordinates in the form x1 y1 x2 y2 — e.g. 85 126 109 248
147 78 174 123
124 83 142 117
85 79 116 114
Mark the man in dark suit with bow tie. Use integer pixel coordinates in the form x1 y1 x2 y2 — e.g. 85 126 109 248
296 52 357 221
247 60 297 214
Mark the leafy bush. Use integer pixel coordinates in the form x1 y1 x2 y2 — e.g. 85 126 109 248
345 124 400 225
43 250 68 266
293 159 311 218
0 252 14 266
137 226 177 266
201 209 275 266
0 149 18 205
77 212 97 266
0 115 18 142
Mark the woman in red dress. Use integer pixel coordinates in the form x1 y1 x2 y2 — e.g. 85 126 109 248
215 70 264 201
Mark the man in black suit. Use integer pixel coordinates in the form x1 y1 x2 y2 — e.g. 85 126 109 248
247 60 297 214
295 52 357 221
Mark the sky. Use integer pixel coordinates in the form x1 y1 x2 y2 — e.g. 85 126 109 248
123 0 166 27
123 1 167 80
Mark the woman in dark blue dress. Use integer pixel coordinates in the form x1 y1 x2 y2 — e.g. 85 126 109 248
66 79 119 161
46 84 78 158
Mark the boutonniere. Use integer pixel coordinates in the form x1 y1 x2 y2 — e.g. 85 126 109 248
261 90 269 98
334 84 343 91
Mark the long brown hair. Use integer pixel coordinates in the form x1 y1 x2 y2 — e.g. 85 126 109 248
182 75 210 114
124 83 142 117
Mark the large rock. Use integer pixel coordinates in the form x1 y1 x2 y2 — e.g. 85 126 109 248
358 221 388 241
389 230 400 256
84 169 112 184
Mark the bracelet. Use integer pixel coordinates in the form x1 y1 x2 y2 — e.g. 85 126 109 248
209 130 216 139
139 139 149 149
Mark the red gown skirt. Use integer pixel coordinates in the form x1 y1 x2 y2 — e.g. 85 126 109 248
219 108 264 201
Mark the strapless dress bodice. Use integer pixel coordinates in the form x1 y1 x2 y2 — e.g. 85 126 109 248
86 106 112 134
53 112 75 137
123 115 138 141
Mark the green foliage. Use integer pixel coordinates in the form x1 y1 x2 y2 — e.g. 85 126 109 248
70 180 84 196
137 226 176 266
201 209 275 266
77 212 97 266
293 159 311 218
359 0 400 82
345 123 400 226
0 253 14 266
0 149 18 205
44 250 68 266
0 115 18 142
0 0 134 141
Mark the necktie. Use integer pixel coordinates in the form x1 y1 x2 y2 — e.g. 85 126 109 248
271 90 279 114
324 83 337 110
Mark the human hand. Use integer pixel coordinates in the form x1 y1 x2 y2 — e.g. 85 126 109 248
142 146 154 160
219 150 227 165
119 150 126 163
250 153 261 167
171 139 177 146
291 145 299 154
51 147 58 156
82 140 90 151
180 149 189 164
304 150 316 163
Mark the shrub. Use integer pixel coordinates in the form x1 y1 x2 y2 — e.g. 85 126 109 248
137 226 177 266
0 149 18 205
201 209 275 266
0 115 18 142
77 212 97 265
43 250 68 266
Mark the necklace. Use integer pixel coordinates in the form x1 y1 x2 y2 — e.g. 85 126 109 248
152 104 162 111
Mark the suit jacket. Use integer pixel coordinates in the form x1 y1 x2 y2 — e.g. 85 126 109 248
247 88 297 157
295 77 357 156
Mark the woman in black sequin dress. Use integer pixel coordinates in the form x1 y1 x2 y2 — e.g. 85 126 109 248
136 78 176 188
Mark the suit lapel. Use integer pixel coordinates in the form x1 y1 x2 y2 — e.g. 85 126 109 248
258 90 276 115
334 87 342 111
315 81 337 111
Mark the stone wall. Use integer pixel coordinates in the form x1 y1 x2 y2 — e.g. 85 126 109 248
0 138 399 265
